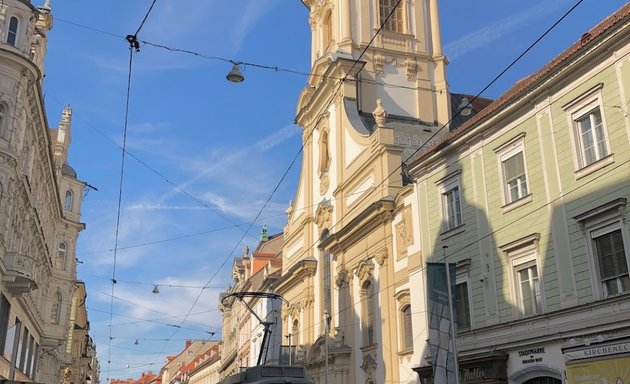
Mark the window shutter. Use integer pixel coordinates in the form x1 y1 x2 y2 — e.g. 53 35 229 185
596 230 628 279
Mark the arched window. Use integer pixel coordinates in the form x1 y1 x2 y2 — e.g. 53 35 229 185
64 190 73 210
7 17 19 46
292 319 299 346
58 242 67 270
51 292 62 324
401 304 413 350
362 280 375 346
322 11 332 51
379 0 403 32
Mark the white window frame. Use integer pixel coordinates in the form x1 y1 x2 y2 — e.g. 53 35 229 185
394 289 412 353
575 198 629 300
438 171 463 234
564 83 613 178
495 133 532 210
455 259 473 332
501 234 545 319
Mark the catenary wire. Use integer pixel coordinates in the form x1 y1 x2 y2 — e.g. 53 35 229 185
153 0 407 363
211 0 589 343
105 39 135 383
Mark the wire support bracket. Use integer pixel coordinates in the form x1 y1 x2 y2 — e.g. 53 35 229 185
126 34 140 52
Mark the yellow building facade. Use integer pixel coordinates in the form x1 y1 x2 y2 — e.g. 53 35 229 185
275 0 452 382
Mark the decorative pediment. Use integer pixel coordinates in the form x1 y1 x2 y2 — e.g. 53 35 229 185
315 200 334 229
355 259 374 283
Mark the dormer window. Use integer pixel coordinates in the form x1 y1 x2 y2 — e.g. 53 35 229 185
64 190 73 211
7 17 19 46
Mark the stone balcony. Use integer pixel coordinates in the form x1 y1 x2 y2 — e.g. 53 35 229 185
2 251 38 295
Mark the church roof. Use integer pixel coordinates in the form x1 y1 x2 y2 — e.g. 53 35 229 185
61 163 77 178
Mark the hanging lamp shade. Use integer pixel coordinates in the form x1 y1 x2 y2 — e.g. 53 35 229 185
226 63 245 83
152 285 160 294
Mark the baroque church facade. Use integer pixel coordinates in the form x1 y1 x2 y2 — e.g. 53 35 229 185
275 0 462 382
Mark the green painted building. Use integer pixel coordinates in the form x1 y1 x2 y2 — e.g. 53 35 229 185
408 4 630 383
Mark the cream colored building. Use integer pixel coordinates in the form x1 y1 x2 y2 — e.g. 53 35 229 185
218 229 284 380
0 1 90 382
188 344 221 384
67 282 99 384
275 0 465 382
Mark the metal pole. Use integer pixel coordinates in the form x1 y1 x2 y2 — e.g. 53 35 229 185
286 333 292 365
443 246 460 384
324 310 330 384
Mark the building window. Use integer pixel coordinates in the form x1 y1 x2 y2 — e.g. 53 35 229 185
0 295 10 354
516 261 542 316
0 104 8 141
574 106 608 167
51 292 62 324
321 231 332 320
30 342 38 378
322 11 332 51
3 319 19 362
495 133 531 207
564 84 612 174
503 151 528 202
401 304 413 350
395 289 413 352
455 282 471 331
18 327 29 372
7 17 18 46
292 319 299 346
64 190 73 210
500 234 544 318
379 0 403 32
362 280 376 347
25 335 34 378
574 198 629 300
58 242 67 271
593 228 628 297
442 185 462 231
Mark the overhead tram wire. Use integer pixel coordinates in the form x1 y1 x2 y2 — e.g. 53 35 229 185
251 0 591 340
53 17 441 94
106 1 160 381
142 0 407 367
44 93 264 245
165 0 589 343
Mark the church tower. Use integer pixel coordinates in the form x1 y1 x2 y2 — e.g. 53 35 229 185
276 1 452 383
300 0 450 125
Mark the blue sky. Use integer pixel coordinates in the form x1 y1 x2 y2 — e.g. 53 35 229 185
40 0 628 380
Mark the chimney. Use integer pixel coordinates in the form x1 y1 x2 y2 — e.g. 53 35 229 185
186 340 192 349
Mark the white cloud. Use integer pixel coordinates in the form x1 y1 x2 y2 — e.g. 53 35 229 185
444 1 567 61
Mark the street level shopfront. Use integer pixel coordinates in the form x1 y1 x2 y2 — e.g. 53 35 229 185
564 339 630 383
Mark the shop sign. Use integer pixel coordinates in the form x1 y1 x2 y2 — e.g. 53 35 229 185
565 341 630 361
566 356 630 383
460 367 487 382
517 346 545 364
